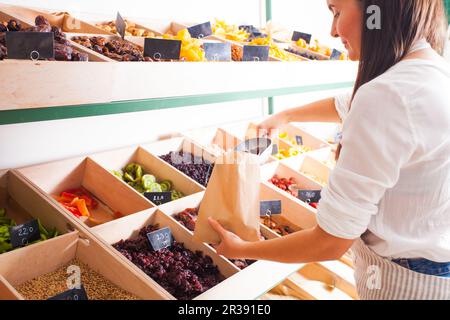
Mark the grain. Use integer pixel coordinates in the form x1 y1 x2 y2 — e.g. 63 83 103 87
16 259 139 300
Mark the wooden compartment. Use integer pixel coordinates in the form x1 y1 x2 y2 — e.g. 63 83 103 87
0 4 111 62
0 230 169 300
16 156 153 228
261 161 323 211
0 170 76 255
0 4 109 35
278 123 331 151
89 145 204 205
91 208 240 300
260 182 317 234
283 155 331 187
282 261 356 300
182 127 243 157
142 137 216 187
155 193 304 300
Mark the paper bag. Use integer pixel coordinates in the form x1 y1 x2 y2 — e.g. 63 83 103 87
193 150 261 244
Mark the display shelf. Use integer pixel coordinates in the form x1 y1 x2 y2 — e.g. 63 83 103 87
0 60 356 124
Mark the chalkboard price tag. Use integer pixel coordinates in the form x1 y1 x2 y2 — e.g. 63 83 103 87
295 135 303 145
204 42 231 61
298 190 322 203
330 49 343 60
147 227 173 251
242 45 269 62
144 38 181 60
260 200 282 216
144 192 172 205
292 31 312 44
187 21 212 39
271 144 279 155
48 285 88 300
9 219 40 249
116 12 126 39
6 31 54 60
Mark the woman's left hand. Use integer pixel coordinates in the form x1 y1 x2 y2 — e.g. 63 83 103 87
208 217 249 259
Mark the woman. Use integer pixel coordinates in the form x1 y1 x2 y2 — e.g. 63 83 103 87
208 0 450 299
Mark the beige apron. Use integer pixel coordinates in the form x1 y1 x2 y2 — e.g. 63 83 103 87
352 239 450 300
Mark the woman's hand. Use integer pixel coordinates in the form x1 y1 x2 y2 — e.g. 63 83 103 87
208 217 249 259
256 112 289 137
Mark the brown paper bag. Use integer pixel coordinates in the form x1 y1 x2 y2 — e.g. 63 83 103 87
193 150 261 244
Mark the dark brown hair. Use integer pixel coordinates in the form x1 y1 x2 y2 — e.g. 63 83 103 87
336 0 448 159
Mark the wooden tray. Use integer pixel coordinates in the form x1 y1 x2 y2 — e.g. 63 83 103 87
261 161 323 211
0 231 169 299
91 208 240 300
16 156 153 228
89 145 205 204
0 4 110 35
182 127 243 157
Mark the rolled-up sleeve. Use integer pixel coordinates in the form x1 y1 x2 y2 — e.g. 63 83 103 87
317 82 417 239
334 91 352 122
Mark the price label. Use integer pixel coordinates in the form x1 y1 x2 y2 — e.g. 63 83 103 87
330 49 343 60
9 219 40 249
187 21 212 39
260 200 282 216
204 42 231 61
292 31 312 44
144 38 181 60
144 192 172 205
48 285 88 300
116 12 126 39
271 144 279 155
6 31 54 60
295 135 303 145
147 227 173 251
298 190 322 203
242 45 269 62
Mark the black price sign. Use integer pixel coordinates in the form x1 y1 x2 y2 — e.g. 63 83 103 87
147 227 173 251
298 190 322 203
260 200 282 216
204 42 231 61
6 31 54 60
48 285 88 300
243 45 269 62
330 49 343 60
144 38 181 60
271 144 279 155
116 12 126 39
9 219 40 249
187 21 212 39
144 192 172 205
295 135 303 145
292 31 312 44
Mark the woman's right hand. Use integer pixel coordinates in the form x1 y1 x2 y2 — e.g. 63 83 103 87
256 112 288 137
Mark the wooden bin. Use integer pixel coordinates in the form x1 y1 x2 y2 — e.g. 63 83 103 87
0 169 75 255
282 155 331 187
261 160 323 212
91 208 241 300
0 230 169 300
16 156 153 228
89 145 205 204
0 4 110 35
182 127 243 157
0 4 111 62
142 137 217 186
152 197 305 300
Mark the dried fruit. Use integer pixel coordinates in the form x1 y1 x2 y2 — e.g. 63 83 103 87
160 152 214 187
113 223 225 300
7 19 21 32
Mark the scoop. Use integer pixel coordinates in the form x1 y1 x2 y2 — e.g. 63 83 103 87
234 137 273 164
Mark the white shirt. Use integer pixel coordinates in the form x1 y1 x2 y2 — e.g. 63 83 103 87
317 49 450 262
